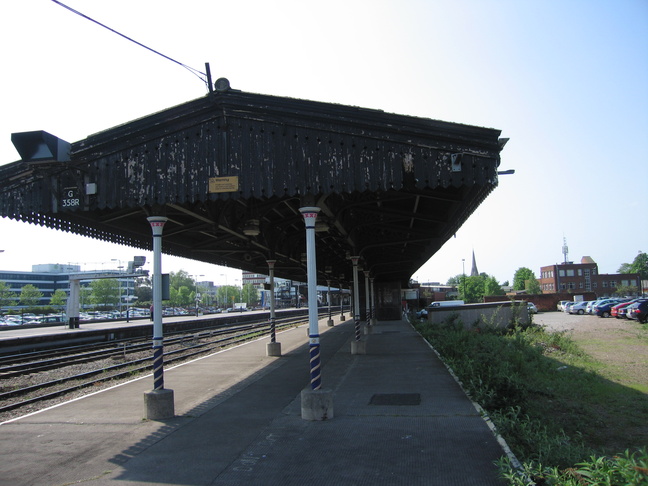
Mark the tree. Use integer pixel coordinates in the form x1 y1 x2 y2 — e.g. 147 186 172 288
0 281 16 308
242 284 259 306
513 267 536 292
217 285 241 308
20 284 43 308
169 270 194 291
526 276 542 295
618 252 648 281
89 279 120 309
617 263 632 274
134 276 152 303
49 289 67 308
459 275 485 303
484 276 505 296
615 284 638 297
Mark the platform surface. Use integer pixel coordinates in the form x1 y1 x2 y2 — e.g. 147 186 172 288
0 316 509 485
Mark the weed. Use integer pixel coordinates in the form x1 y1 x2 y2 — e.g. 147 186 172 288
413 316 648 484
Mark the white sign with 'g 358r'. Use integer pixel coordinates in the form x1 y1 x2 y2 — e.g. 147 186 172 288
61 188 80 208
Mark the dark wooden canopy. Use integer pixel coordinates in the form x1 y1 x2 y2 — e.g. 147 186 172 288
0 81 506 285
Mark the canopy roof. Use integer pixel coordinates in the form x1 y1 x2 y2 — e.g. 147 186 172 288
0 81 505 285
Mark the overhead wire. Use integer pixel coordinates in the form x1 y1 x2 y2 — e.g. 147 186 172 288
50 0 208 87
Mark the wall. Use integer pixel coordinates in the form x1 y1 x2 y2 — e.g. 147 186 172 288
483 292 597 312
426 301 529 329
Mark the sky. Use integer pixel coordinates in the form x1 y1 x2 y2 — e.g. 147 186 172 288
0 0 646 287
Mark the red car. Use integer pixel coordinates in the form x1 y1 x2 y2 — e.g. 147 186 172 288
611 301 635 319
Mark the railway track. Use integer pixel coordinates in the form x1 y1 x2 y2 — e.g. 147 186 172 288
0 313 317 420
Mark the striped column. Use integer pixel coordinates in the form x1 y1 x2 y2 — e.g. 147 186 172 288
326 279 333 326
267 259 277 343
351 256 361 342
148 216 167 391
339 276 346 321
364 270 371 329
300 207 322 391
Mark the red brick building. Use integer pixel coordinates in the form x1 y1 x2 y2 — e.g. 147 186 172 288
539 256 640 297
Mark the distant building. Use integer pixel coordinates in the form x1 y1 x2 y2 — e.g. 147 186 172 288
0 264 136 309
539 256 640 297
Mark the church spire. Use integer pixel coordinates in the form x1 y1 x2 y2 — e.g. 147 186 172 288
470 249 479 277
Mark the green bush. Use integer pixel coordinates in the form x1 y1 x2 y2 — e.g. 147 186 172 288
413 316 648 484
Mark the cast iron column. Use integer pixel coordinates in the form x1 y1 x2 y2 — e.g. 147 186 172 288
364 270 371 332
300 207 322 390
148 216 167 391
268 260 277 342
351 256 361 342
144 216 174 420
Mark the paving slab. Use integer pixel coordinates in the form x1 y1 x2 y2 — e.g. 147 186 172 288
0 317 508 485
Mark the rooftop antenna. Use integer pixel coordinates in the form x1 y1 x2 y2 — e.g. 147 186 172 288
562 237 569 264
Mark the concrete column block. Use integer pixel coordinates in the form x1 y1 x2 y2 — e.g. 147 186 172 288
351 340 366 355
144 388 175 420
266 341 282 357
301 388 334 421
363 324 373 335
327 319 334 327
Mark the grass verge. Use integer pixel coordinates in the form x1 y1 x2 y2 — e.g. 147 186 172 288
413 313 648 485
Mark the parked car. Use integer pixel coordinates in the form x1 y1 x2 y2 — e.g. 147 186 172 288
611 300 637 319
569 301 589 315
594 299 625 318
527 302 538 314
563 302 576 313
586 300 601 315
557 300 570 312
626 300 648 323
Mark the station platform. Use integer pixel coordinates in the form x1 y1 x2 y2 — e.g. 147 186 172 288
0 315 510 485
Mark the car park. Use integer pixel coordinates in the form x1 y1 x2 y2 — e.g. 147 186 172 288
563 302 576 313
594 299 626 318
586 300 600 314
610 300 634 319
557 300 570 311
568 301 588 315
626 300 648 323
2 316 22 325
611 300 637 319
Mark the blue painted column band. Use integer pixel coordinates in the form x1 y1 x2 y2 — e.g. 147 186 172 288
152 345 164 390
267 259 277 343
309 334 322 390
351 256 361 341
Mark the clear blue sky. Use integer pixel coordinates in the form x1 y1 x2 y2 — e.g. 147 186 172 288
0 0 646 286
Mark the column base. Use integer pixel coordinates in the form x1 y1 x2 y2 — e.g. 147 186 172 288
363 324 373 335
340 315 346 321
266 341 282 357
327 319 334 327
351 340 367 355
301 388 334 421
144 388 175 420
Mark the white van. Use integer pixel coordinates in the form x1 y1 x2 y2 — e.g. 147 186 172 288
429 301 464 308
